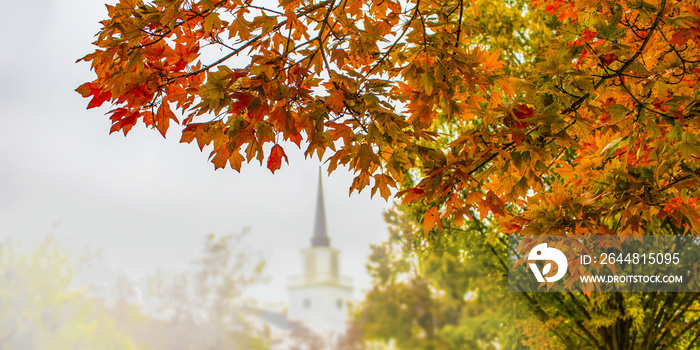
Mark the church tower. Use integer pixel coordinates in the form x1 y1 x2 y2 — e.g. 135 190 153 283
287 169 353 333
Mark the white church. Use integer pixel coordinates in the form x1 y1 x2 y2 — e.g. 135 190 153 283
252 170 354 348
287 170 354 333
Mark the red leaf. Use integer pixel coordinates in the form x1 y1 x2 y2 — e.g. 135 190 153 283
267 144 288 174
669 31 687 46
581 29 597 41
77 82 112 109
230 92 254 115
399 187 426 204
109 110 139 136
513 104 534 119
599 53 618 65
512 104 534 129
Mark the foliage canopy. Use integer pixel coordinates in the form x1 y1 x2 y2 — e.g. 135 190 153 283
79 0 700 237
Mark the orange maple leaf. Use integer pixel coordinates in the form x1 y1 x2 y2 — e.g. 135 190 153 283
398 187 425 204
423 206 441 235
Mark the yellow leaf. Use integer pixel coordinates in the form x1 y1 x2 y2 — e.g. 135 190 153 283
371 174 397 200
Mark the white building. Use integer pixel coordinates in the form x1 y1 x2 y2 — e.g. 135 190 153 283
287 169 353 337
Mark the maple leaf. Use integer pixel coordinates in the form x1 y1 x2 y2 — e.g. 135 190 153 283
154 102 177 137
485 190 505 217
324 91 346 113
267 144 288 174
398 187 426 205
423 206 440 235
76 82 112 109
510 104 534 129
370 174 396 200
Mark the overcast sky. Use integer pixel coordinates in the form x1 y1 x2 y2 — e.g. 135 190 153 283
0 0 391 304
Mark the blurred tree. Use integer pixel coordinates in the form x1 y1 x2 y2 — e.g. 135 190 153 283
0 232 327 349
0 237 144 350
345 208 513 350
286 319 327 350
117 230 272 350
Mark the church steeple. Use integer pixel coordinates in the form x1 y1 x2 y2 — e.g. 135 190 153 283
287 168 353 334
311 168 330 247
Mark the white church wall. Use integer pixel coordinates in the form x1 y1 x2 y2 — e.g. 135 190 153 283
287 283 353 332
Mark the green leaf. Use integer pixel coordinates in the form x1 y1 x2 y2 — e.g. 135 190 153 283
601 137 623 154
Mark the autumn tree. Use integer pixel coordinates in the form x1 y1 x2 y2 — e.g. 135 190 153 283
347 204 700 349
78 0 700 235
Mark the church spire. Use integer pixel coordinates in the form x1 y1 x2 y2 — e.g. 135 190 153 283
311 167 330 247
